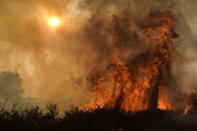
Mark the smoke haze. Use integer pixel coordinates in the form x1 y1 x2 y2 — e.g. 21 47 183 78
0 0 197 111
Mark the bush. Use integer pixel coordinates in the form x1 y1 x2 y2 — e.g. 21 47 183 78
0 105 196 131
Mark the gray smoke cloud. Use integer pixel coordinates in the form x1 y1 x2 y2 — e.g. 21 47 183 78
0 0 196 111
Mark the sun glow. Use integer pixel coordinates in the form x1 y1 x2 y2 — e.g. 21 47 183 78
48 17 60 27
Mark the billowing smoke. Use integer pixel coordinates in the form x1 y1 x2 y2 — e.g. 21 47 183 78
0 0 197 111
0 0 93 110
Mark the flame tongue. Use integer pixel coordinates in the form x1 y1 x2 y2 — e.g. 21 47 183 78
83 10 178 112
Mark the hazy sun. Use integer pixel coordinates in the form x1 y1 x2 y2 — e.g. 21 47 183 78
48 17 60 27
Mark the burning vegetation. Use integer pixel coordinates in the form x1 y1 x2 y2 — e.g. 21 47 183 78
1 0 197 130
83 10 180 112
184 91 197 115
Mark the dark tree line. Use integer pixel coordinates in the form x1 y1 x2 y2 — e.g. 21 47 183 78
0 105 196 131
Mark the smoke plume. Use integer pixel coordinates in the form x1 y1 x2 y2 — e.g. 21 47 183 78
0 0 197 111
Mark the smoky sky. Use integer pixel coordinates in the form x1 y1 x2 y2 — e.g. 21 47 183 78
0 0 197 110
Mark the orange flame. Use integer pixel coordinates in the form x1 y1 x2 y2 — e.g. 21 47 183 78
184 91 197 115
83 10 179 112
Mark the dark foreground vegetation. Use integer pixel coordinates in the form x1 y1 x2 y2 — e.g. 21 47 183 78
0 105 196 131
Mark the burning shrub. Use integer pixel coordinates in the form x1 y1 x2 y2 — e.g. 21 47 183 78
184 91 197 115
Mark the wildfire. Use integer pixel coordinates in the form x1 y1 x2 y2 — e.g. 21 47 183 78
184 91 197 115
82 10 179 112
